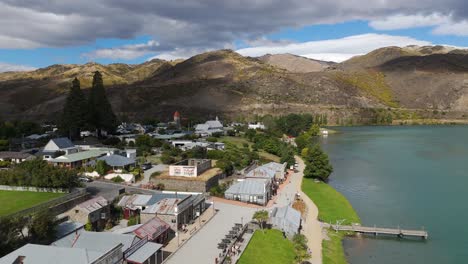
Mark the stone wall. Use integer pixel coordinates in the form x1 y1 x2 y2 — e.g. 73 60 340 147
0 185 69 193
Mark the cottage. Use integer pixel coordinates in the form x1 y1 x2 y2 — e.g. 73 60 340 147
49 149 109 168
98 153 136 170
270 206 302 238
224 179 271 206
65 196 110 231
0 151 35 163
260 162 288 182
42 137 78 160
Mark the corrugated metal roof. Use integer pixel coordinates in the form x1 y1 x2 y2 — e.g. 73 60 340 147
53 230 135 253
225 179 267 195
126 242 162 264
246 166 276 179
0 244 102 264
271 206 301 228
118 194 153 208
50 149 108 163
141 198 180 215
77 196 108 213
134 216 170 240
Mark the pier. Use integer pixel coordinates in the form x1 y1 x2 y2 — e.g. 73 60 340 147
331 224 428 239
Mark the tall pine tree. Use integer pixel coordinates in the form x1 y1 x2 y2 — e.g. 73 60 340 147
88 71 117 137
60 78 87 139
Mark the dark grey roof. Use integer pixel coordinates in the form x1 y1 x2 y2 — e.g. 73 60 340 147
55 221 85 240
0 151 34 159
98 154 135 167
51 137 75 149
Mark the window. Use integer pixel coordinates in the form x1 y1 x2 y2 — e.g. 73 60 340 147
258 196 263 200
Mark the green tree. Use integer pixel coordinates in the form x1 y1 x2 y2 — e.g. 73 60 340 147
302 144 333 181
308 124 320 137
252 210 269 231
96 160 109 175
84 221 93 231
88 71 117 136
29 210 56 244
293 234 311 262
60 78 88 140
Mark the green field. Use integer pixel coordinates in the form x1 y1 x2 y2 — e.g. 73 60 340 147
302 178 360 225
238 229 296 264
302 178 360 264
220 136 281 162
0 190 64 216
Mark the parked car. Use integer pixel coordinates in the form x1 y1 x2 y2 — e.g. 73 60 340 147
79 176 93 182
140 163 152 170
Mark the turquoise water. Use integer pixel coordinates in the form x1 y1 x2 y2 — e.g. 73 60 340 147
320 126 468 264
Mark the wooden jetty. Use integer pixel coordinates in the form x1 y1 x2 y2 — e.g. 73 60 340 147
331 224 428 239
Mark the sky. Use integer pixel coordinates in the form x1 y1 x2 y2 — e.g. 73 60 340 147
1 0 468 72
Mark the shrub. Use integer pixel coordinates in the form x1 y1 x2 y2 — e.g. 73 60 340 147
111 176 124 183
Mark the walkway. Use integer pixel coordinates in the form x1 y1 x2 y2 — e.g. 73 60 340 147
164 202 256 264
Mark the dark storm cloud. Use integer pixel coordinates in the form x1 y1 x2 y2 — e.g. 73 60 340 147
0 0 466 52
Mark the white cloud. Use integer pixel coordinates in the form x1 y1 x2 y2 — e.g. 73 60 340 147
432 20 468 36
0 62 36 72
83 40 161 60
236 33 431 62
369 13 450 30
370 13 468 36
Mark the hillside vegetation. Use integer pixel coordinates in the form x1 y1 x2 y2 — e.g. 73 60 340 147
1 45 468 123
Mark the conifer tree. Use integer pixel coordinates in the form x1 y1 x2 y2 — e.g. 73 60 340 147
88 71 117 137
60 78 87 139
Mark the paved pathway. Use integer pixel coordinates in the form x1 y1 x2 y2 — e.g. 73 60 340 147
164 202 256 264
142 164 167 184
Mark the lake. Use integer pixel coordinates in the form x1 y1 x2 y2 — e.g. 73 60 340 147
320 126 468 264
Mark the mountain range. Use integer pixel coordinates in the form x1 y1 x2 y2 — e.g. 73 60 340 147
1 45 468 124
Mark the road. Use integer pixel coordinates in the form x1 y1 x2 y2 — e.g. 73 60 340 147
141 164 168 185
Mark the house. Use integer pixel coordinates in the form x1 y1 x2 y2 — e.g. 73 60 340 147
224 178 272 205
270 206 302 239
248 122 266 130
98 154 136 170
118 194 153 219
0 151 35 163
0 243 122 264
133 216 171 245
194 117 224 136
42 137 78 160
49 149 109 168
65 196 110 231
169 159 212 177
53 230 164 264
259 162 288 182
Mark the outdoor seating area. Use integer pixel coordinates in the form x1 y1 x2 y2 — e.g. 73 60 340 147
215 222 254 264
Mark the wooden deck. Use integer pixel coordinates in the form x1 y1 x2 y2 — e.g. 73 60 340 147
331 224 428 239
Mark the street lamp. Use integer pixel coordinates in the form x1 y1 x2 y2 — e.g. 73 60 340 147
174 206 179 246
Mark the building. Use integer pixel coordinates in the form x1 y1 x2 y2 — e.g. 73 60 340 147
140 194 205 228
0 151 35 163
65 196 110 231
0 243 122 264
224 179 271 205
134 216 172 245
194 117 224 136
53 230 164 264
118 194 154 219
270 206 302 239
49 149 109 168
169 159 212 177
42 137 78 160
260 162 288 182
98 154 136 170
248 122 266 130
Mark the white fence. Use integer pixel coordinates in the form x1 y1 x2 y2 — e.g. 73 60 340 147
0 185 69 193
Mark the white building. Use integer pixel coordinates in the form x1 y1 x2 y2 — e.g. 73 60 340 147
248 122 266 130
194 117 224 136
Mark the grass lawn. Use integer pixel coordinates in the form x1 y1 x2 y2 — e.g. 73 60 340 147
302 178 360 225
0 190 64 216
220 136 281 162
322 230 349 264
238 229 296 264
